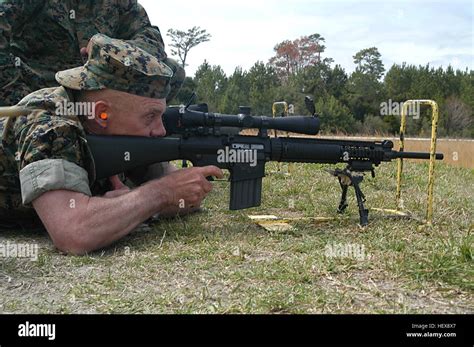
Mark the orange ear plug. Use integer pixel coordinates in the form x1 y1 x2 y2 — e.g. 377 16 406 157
99 112 108 120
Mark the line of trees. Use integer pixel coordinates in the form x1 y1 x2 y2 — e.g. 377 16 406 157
171 33 473 138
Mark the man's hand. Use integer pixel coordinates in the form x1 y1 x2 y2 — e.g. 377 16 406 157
103 175 130 198
155 166 223 209
80 40 92 58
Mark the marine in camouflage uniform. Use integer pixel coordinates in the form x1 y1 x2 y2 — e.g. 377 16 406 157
0 0 184 105
0 33 173 229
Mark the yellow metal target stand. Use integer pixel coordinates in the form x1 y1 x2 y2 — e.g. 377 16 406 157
269 101 294 175
372 100 440 226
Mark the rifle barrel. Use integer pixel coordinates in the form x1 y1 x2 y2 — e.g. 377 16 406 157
394 151 444 160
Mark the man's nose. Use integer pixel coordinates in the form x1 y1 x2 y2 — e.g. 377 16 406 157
150 117 167 137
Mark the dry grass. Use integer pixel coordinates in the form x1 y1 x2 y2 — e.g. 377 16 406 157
0 161 472 313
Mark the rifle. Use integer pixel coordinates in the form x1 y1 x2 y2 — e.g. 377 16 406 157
85 97 444 226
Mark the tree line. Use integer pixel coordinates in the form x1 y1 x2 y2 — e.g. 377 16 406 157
169 31 473 138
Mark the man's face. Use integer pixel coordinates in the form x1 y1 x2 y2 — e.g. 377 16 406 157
88 90 167 137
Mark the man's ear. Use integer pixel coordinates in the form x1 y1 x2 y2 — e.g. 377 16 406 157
93 101 110 128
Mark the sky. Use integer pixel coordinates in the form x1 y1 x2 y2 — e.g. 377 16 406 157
141 0 473 77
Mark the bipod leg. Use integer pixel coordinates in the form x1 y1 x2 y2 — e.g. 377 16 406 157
337 180 349 213
328 168 351 214
350 175 369 226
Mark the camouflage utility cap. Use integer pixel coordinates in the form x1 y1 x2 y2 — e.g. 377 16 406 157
55 33 174 99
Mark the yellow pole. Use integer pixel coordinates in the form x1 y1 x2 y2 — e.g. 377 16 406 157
272 101 289 135
396 103 408 210
425 100 439 225
272 101 289 173
396 100 439 224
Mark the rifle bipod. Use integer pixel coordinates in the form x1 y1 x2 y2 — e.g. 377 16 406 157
328 166 369 226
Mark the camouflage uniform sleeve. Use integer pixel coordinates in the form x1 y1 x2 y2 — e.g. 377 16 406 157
114 1 185 102
16 114 92 205
0 0 46 105
115 0 167 60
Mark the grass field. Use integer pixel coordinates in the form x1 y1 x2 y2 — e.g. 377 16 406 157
0 160 472 314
